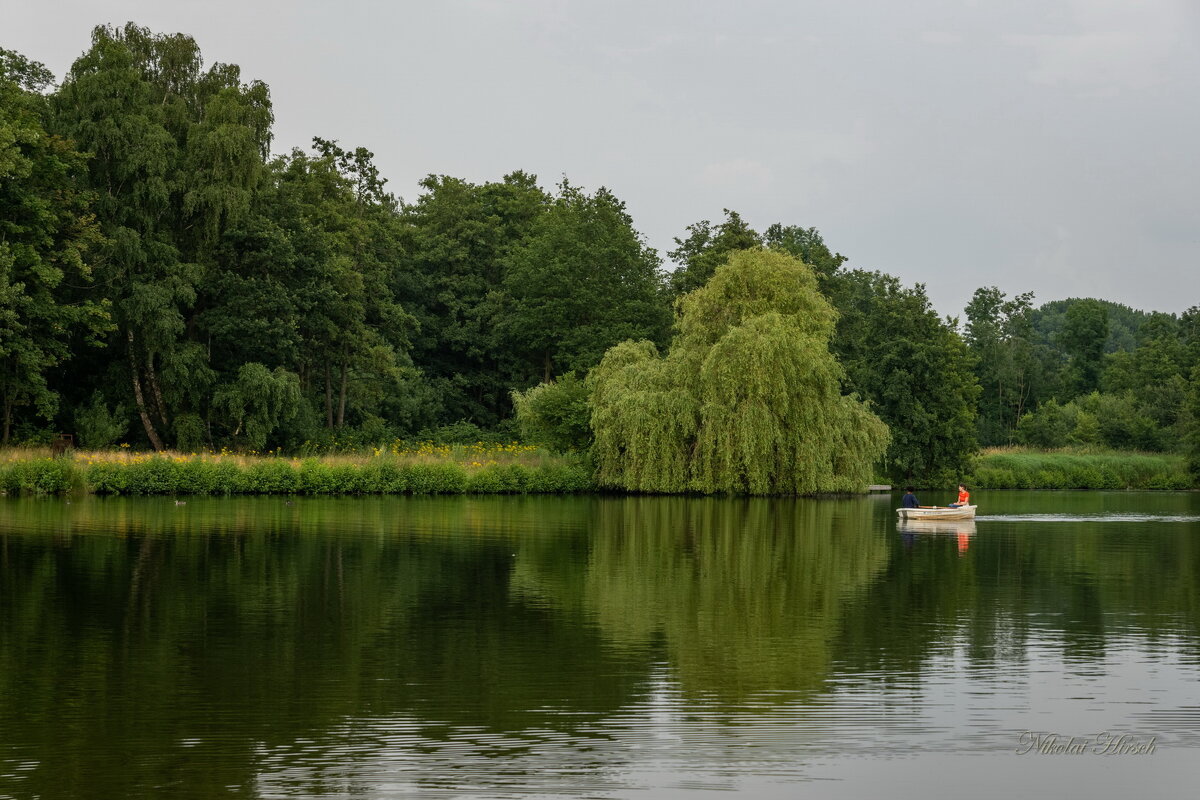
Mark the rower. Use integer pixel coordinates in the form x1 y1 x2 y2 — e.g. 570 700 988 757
948 484 970 508
901 487 920 508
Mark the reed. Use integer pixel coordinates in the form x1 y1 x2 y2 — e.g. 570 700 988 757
968 447 1192 490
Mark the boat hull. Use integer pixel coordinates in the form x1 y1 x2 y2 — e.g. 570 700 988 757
896 505 977 521
899 519 977 535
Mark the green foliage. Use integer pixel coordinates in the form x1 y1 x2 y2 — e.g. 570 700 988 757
763 223 846 288
268 140 420 435
667 209 762 296
53 24 274 450
496 181 671 384
462 460 595 493
0 458 80 494
591 249 889 495
173 413 207 452
669 213 847 297
1018 392 1168 452
964 287 1046 445
74 392 129 449
1058 299 1110 394
416 421 497 445
1015 398 1071 448
0 56 109 443
239 459 299 493
969 450 1192 490
401 463 467 494
1187 365 1200 481
511 373 592 453
36 453 597 496
212 363 301 450
827 270 978 484
1032 297 1162 357
399 171 549 426
0 48 55 92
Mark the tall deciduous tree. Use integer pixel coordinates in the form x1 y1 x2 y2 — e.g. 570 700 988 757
0 49 109 443
266 141 418 435
763 223 846 288
964 287 1044 445
53 24 272 449
591 249 888 494
1187 365 1200 481
497 181 671 384
827 270 978 484
399 172 548 426
667 209 762 296
1059 298 1110 396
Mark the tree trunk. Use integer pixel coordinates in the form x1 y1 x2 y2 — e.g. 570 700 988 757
337 351 348 429
128 331 166 451
324 361 334 429
146 354 169 427
543 352 553 384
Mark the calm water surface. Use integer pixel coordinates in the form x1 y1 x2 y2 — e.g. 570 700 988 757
0 491 1197 799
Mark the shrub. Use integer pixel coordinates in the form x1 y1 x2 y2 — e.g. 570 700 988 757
175 459 240 495
0 463 16 494
418 421 490 445
511 372 593 453
978 458 1029 488
85 461 128 494
404 462 468 494
361 461 407 493
297 460 337 494
239 460 299 494
329 464 367 494
74 393 129 449
3 459 78 494
123 458 184 494
1034 469 1067 490
532 463 596 492
1016 400 1071 449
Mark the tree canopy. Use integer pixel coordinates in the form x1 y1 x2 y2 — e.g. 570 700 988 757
591 249 888 494
826 270 979 484
0 49 108 443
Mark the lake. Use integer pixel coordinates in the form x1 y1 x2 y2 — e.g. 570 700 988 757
1 491 1197 799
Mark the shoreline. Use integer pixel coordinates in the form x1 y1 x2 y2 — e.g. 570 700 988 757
1 447 1194 497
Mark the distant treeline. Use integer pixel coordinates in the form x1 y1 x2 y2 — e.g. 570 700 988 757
2 25 1198 485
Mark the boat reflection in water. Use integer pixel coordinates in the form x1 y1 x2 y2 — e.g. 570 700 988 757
898 518 976 555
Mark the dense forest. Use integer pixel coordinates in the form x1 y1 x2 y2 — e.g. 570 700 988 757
2 25 1198 484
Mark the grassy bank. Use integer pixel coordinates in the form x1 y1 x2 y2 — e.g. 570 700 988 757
967 447 1193 490
0 443 595 496
6 444 1192 497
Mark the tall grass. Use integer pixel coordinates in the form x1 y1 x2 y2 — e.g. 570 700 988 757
0 444 595 496
968 447 1192 490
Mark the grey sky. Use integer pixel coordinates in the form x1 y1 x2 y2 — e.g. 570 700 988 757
9 0 1200 317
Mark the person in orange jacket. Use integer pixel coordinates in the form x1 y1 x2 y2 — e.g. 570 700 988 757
948 484 970 508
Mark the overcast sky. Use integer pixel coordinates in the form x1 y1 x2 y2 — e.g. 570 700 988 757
9 0 1200 317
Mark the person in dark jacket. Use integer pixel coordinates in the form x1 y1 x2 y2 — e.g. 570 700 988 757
901 487 920 508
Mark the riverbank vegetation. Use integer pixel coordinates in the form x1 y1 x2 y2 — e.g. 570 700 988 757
2 25 1198 494
968 448 1191 491
0 444 594 495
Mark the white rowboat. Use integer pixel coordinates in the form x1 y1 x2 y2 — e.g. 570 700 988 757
896 505 977 521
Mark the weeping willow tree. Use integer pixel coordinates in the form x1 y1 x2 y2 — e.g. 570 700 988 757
590 249 888 494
